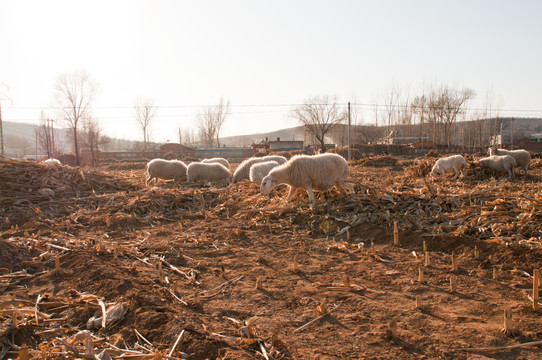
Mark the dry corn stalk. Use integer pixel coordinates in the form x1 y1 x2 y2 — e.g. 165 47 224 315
501 308 519 336
534 269 540 311
450 275 457 293
317 299 327 315
255 277 262 290
343 274 351 288
451 251 458 271
386 319 398 339
393 221 399 245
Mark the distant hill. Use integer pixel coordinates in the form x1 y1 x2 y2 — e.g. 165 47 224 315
1 121 150 158
219 126 307 147
2 121 69 157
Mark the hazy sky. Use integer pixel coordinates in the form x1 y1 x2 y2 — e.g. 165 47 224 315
1 0 541 143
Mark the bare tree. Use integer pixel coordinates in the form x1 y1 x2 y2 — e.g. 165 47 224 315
52 70 99 165
411 94 428 141
483 88 502 145
36 110 56 158
292 95 346 153
81 117 108 166
134 97 156 150
197 97 231 148
398 93 413 138
382 85 401 140
356 125 383 144
433 86 475 146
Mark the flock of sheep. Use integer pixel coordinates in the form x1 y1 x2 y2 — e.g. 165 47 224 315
145 153 353 204
430 147 532 180
40 146 532 205
144 146 532 205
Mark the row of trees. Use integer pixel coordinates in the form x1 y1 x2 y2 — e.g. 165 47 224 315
41 70 504 166
295 85 504 152
42 69 235 165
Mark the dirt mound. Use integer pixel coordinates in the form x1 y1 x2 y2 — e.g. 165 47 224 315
351 155 401 168
0 160 142 231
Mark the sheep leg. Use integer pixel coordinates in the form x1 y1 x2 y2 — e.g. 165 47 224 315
451 167 460 180
305 186 316 204
285 186 298 202
145 175 154 186
337 181 354 194
506 167 513 180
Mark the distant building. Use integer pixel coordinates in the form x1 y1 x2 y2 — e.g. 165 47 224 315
159 143 195 158
252 137 304 154
519 133 542 153
529 132 542 143
195 147 253 160
269 137 304 151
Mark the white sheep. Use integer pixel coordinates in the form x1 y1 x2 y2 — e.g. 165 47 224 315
478 155 517 179
44 158 61 166
249 160 280 183
488 147 531 175
201 157 230 170
262 155 287 165
186 162 232 182
146 158 188 186
232 157 268 183
260 153 354 204
430 155 467 180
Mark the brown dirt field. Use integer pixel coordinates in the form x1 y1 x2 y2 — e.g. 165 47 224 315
1 156 541 359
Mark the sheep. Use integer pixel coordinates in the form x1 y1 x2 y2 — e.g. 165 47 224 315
478 155 517 179
260 153 354 204
488 147 531 175
232 157 268 183
249 160 280 183
430 155 467 180
262 155 287 165
201 157 230 170
186 162 232 183
146 158 187 186
44 158 61 166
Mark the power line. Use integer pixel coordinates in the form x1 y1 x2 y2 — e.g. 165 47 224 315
4 102 542 114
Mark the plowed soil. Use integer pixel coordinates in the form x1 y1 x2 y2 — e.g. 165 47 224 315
1 156 541 360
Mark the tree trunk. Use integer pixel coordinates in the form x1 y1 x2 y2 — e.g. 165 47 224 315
319 138 326 153
73 126 80 166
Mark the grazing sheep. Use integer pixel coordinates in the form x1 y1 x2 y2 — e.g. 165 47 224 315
430 155 467 180
478 155 517 179
44 158 61 166
201 157 230 170
232 157 268 183
249 160 280 183
186 162 232 182
262 155 287 165
260 153 354 204
488 147 531 175
146 158 187 186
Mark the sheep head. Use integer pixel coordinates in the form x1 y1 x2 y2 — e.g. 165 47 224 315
260 174 278 196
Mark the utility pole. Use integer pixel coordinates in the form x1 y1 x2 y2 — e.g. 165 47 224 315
510 118 514 150
347 102 351 161
0 83 11 159
50 118 55 154
0 102 3 158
